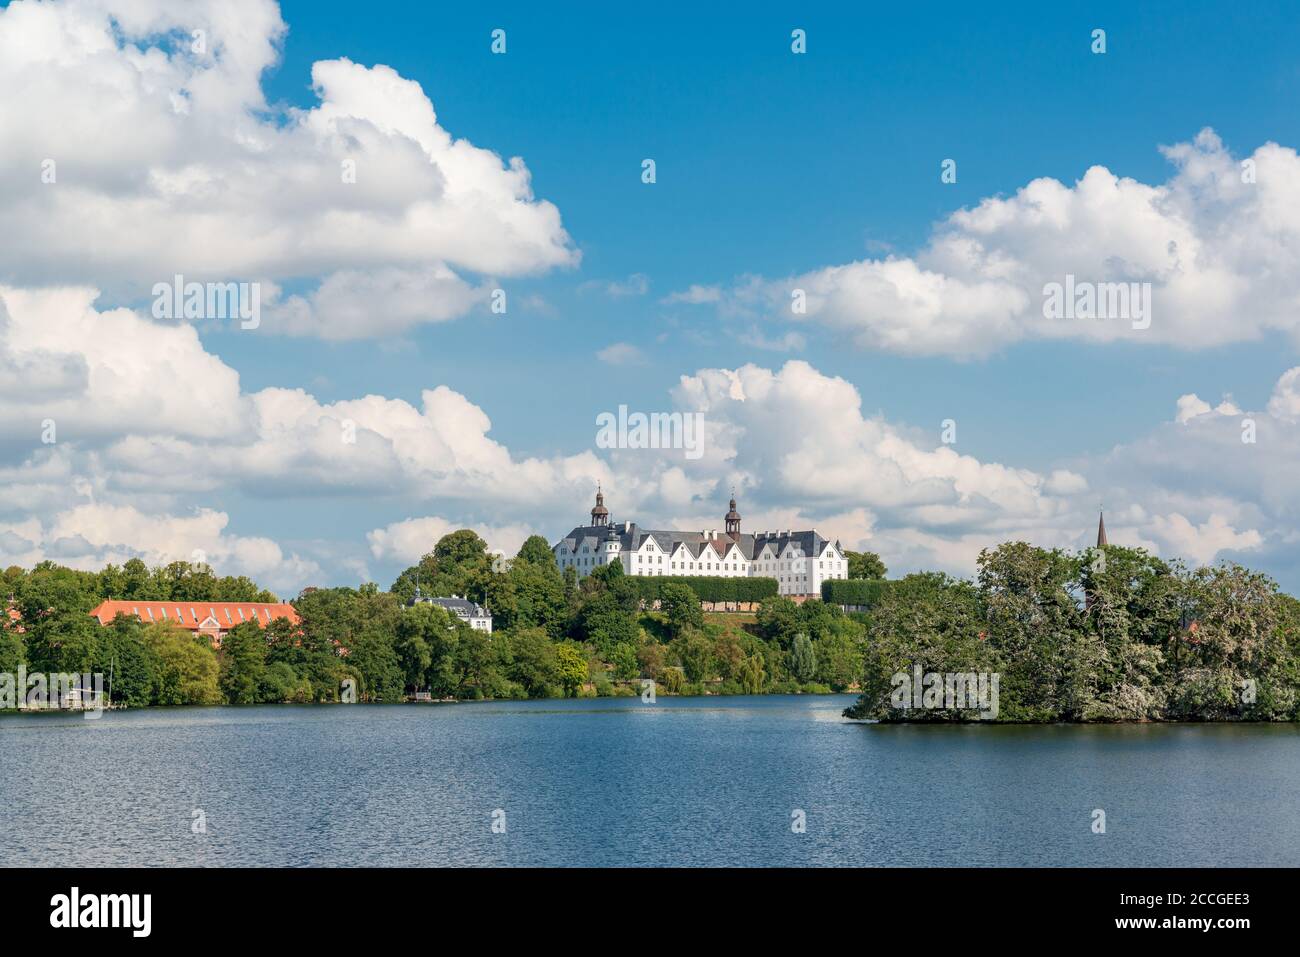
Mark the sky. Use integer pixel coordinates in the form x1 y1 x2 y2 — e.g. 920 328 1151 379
3 0 1300 596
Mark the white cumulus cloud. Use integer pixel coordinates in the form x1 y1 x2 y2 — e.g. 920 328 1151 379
0 0 576 338
714 129 1300 358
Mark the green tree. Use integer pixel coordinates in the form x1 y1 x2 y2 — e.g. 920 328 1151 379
797 599 838 640
672 629 716 683
756 596 800 647
451 628 506 698
393 603 438 692
95 614 159 708
790 632 818 682
484 557 567 636
391 530 493 605
1075 545 1173 720
846 550 887 579
505 627 559 697
660 582 703 638
846 572 988 721
121 558 151 599
608 641 639 681
390 553 439 605
1165 563 1295 720
260 661 313 703
736 653 766 694
219 621 269 704
142 623 221 705
815 622 866 692
977 544 1082 721
0 627 25 675
555 642 589 697
17 564 100 673
515 535 555 566
343 627 406 702
574 590 642 659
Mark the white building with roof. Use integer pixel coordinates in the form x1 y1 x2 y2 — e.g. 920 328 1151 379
412 593 493 633
553 488 849 597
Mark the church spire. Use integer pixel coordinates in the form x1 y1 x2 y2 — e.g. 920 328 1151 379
1096 509 1108 548
590 484 609 526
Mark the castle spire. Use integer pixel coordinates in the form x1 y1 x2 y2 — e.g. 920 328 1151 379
724 487 741 540
590 484 609 526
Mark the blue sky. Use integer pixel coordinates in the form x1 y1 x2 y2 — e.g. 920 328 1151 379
2 0 1300 594
248 0 1300 468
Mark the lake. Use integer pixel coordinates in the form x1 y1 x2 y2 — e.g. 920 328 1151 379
2 695 1298 867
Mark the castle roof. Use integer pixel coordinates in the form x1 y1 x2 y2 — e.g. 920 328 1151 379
555 522 838 561
416 596 491 618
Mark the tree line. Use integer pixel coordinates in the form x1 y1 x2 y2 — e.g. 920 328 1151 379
0 535 871 706
4 537 1299 720
844 542 1300 721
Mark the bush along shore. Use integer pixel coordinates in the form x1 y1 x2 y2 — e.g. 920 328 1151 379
3 533 1298 721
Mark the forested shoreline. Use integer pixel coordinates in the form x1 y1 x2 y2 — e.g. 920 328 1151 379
3 531 1298 721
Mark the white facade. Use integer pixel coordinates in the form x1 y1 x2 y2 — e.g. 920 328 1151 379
553 493 848 597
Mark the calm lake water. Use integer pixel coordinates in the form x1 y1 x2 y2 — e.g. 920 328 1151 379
2 695 1298 867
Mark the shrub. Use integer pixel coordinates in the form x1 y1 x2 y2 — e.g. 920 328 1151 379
822 578 888 606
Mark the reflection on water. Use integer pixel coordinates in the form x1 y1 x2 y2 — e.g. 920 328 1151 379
2 696 1297 867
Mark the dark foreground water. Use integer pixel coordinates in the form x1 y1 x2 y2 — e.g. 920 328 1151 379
2 695 1298 867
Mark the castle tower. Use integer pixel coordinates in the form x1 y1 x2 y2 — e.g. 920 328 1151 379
724 489 741 540
590 485 609 527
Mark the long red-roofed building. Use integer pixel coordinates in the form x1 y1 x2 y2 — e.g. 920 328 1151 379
89 600 300 649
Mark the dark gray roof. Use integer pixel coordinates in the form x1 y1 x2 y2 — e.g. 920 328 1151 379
554 522 840 561
415 596 490 617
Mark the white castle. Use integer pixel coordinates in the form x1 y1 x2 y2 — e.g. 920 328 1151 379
553 488 848 597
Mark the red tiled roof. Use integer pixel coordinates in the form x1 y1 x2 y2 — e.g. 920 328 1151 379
89 600 300 631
